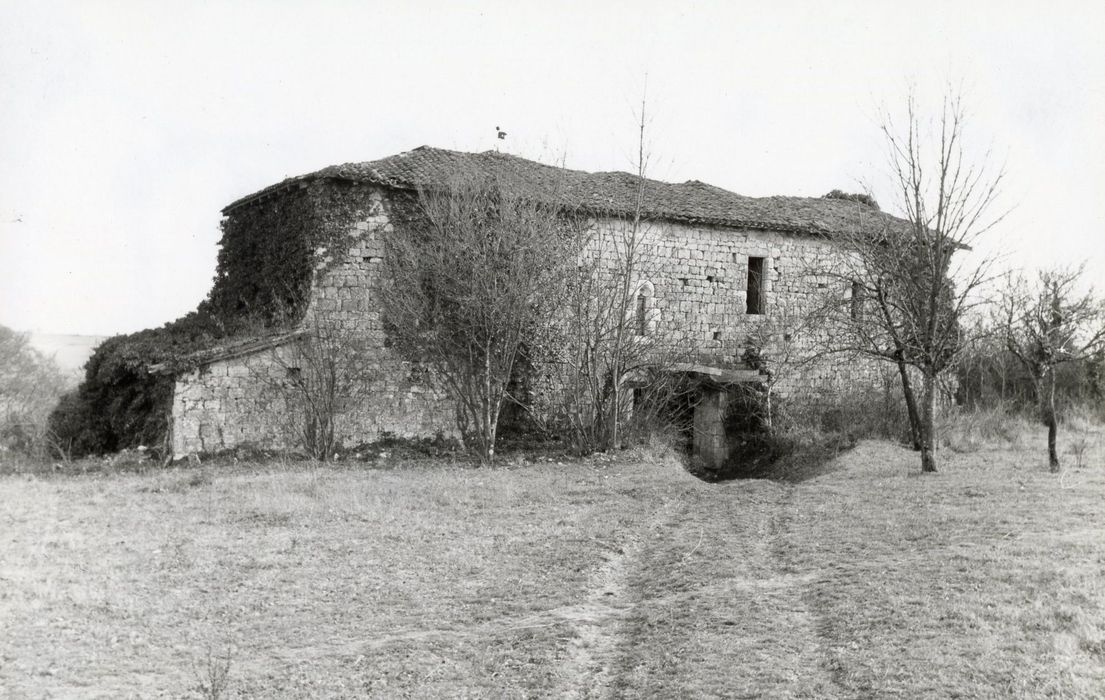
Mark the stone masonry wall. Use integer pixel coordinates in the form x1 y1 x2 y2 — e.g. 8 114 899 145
172 347 294 455
172 182 881 456
297 186 458 445
581 217 880 407
171 184 456 457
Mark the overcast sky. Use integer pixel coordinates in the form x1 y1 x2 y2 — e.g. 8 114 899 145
2 0 1103 336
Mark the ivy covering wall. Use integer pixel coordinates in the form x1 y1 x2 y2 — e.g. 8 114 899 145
49 179 382 457
48 310 225 455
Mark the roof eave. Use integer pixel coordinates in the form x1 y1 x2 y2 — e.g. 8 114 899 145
149 330 307 376
221 169 845 238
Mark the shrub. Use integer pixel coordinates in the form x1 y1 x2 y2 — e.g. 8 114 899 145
937 406 1033 453
709 379 913 482
822 189 880 210
46 309 230 458
1 411 41 455
0 324 70 459
956 342 1104 415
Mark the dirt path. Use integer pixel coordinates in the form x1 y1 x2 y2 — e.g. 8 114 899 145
223 480 844 698
553 497 684 699
765 487 844 697
556 480 844 698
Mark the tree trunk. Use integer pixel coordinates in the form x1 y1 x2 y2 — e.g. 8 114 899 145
764 385 774 434
919 370 938 473
1044 371 1060 472
481 345 497 465
896 358 923 451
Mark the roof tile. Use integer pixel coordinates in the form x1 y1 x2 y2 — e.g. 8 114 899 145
224 146 894 236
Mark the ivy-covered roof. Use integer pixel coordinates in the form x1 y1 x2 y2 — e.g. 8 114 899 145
223 146 896 237
147 330 305 375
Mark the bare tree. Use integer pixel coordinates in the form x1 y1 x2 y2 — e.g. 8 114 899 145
831 92 1004 472
377 173 579 463
997 267 1105 471
542 95 692 454
251 313 374 462
607 95 652 449
546 216 682 453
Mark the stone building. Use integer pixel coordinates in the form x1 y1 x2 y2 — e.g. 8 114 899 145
162 146 894 462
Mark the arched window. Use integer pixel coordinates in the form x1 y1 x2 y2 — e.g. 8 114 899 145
634 281 655 336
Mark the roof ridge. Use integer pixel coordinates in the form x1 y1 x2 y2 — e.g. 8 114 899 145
221 145 903 237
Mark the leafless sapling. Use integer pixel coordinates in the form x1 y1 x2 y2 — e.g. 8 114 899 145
377 172 579 463
997 267 1105 471
254 313 373 462
830 91 1004 472
544 95 692 453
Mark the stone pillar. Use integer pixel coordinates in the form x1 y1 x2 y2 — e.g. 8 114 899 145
693 387 729 469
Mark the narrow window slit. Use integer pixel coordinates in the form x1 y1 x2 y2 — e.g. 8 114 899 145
746 256 765 315
850 281 866 321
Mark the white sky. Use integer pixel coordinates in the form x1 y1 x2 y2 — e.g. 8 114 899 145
2 0 1103 336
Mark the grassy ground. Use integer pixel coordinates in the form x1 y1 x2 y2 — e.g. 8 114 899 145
2 430 1104 698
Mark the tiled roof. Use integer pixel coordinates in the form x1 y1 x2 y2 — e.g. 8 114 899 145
223 146 895 236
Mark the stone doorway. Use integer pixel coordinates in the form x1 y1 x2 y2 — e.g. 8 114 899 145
664 363 765 472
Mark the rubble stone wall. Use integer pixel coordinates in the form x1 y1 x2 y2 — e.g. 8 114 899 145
171 183 879 456
172 349 293 455
580 217 880 405
170 185 456 457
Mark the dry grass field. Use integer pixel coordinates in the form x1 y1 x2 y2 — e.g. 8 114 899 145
2 428 1104 698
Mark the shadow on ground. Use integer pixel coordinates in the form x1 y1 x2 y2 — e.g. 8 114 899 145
700 430 865 484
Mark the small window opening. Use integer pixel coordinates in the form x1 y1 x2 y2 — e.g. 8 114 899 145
746 256 765 315
712 330 721 341
635 293 647 336
850 281 866 321
680 277 688 287
706 275 715 283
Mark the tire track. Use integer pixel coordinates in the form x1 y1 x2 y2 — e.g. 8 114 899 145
553 498 683 699
768 485 846 697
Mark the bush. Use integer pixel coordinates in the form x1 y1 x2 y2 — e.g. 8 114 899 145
708 379 913 482
0 325 70 459
956 343 1104 414
823 189 880 210
937 405 1034 453
46 309 231 459
1 411 41 455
